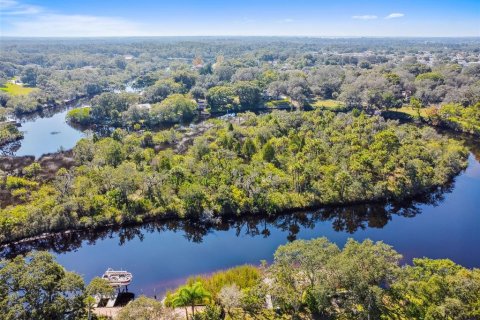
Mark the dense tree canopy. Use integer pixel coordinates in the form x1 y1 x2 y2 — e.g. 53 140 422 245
427 102 480 136
0 122 23 146
391 258 480 319
150 94 197 125
207 86 236 112
267 238 480 319
268 238 401 318
0 251 85 320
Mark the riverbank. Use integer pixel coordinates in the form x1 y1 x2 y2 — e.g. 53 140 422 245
0 110 470 249
0 150 476 300
0 179 453 256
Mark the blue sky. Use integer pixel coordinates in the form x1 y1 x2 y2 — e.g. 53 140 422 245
1 0 479 37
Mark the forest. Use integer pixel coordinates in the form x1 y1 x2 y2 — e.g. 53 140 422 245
1 38 479 135
0 37 478 162
0 37 479 320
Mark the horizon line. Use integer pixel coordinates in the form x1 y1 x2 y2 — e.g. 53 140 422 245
1 35 479 39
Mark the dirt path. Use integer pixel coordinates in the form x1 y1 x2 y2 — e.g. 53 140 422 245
94 307 122 318
93 305 205 319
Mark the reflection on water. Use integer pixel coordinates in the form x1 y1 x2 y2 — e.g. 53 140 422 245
3 166 475 297
0 184 450 259
1 105 86 158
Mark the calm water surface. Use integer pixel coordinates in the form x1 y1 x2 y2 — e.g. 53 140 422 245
1 107 85 158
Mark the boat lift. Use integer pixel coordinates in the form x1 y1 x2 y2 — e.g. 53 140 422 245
102 268 133 292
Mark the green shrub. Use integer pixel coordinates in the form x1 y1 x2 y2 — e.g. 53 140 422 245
5 176 38 190
186 265 261 300
66 107 92 125
11 188 28 200
415 72 444 83
0 123 23 145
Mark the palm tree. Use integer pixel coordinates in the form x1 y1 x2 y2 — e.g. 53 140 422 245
171 282 211 319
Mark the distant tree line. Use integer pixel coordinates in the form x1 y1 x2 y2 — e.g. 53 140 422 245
1 38 478 118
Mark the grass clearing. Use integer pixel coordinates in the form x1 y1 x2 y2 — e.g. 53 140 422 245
310 99 350 111
395 106 429 118
311 99 345 108
0 82 37 96
265 98 292 108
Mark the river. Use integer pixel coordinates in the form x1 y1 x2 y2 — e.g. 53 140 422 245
1 111 479 298
55 152 480 296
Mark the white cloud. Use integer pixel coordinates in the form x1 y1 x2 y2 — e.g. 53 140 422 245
352 15 378 20
1 0 149 36
0 0 42 15
385 13 405 19
8 14 147 37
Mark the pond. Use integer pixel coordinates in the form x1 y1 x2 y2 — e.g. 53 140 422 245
1 107 85 158
2 142 479 298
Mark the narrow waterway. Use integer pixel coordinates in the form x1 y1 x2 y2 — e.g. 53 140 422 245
1 149 476 297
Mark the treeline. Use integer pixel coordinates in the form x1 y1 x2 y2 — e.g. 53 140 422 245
165 237 480 320
0 110 468 244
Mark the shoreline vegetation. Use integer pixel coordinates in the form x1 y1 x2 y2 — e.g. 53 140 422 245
0 183 451 257
382 102 480 136
0 123 23 147
0 110 468 245
0 175 455 259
